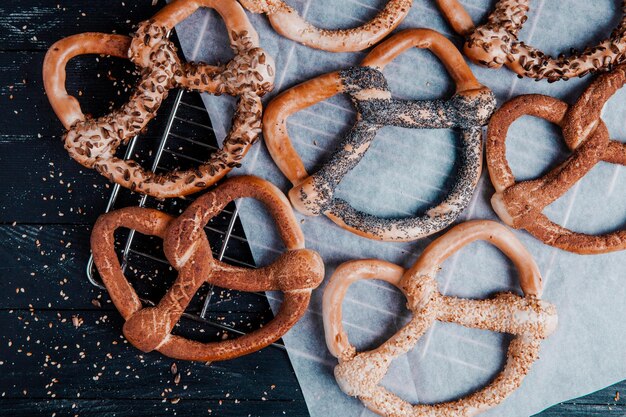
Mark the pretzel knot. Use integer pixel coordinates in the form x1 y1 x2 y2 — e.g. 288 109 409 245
238 0 413 52
43 0 275 198
323 221 557 417
90 176 324 361
436 0 626 81
264 29 496 241
487 65 626 254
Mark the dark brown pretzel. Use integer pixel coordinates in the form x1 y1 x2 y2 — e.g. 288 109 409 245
487 91 626 254
43 0 275 198
91 176 324 361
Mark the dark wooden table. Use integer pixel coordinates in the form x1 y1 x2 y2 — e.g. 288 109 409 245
0 1 623 416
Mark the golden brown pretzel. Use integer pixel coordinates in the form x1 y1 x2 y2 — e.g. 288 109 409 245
238 0 413 52
91 176 324 361
43 0 275 198
323 220 557 417
487 92 626 254
436 0 626 82
263 29 495 241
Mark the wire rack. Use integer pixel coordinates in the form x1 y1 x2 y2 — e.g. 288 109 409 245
85 84 285 349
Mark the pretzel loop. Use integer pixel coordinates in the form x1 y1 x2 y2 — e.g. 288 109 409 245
238 0 413 52
563 65 626 166
264 29 495 241
91 176 324 361
43 33 133 128
44 0 275 198
436 0 626 81
91 207 173 319
323 221 557 417
487 94 626 254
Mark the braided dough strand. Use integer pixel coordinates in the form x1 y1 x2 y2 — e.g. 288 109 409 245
238 0 413 52
323 220 557 417
91 176 324 361
44 0 275 198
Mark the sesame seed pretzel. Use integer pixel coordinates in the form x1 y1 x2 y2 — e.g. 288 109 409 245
323 220 557 417
43 0 275 198
263 29 496 241
436 0 626 82
91 176 324 361
238 0 413 52
487 74 626 254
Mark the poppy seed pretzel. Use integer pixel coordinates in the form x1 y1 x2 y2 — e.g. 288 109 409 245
323 220 557 417
436 0 626 82
43 0 275 198
91 175 324 361
238 0 413 52
487 90 626 254
264 29 496 241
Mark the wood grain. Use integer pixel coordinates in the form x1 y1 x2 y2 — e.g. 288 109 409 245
0 310 298 400
1 400 309 417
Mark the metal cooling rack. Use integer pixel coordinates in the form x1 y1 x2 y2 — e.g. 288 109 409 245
85 86 285 349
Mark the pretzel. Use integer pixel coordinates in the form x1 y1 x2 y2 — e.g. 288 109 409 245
238 0 412 52
564 65 626 166
90 175 324 361
487 74 626 254
436 0 626 81
323 220 557 417
43 0 275 198
263 29 496 241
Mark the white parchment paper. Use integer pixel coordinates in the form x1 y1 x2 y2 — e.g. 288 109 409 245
174 1 626 416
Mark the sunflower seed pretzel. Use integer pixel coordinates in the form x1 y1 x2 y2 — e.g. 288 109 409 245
436 0 626 82
91 176 324 361
238 0 413 52
323 220 557 417
43 0 275 198
264 29 496 241
487 74 626 254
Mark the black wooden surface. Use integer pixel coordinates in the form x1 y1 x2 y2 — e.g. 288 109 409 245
0 1 624 416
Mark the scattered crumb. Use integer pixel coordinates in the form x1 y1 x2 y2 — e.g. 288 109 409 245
71 315 83 328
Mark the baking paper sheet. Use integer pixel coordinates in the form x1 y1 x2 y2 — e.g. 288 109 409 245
174 1 626 416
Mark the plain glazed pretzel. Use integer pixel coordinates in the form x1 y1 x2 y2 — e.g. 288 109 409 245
91 175 324 361
43 0 275 198
238 0 412 52
263 29 496 241
323 220 557 417
487 66 626 254
436 0 626 82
